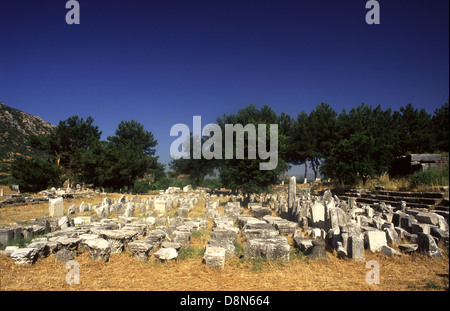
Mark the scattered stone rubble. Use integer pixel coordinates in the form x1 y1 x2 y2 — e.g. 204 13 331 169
1 180 448 270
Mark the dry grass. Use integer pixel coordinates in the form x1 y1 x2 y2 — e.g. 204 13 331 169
0 185 16 196
1 248 448 291
0 194 104 226
0 192 448 291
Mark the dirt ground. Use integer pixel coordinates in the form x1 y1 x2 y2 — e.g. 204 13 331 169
0 191 448 291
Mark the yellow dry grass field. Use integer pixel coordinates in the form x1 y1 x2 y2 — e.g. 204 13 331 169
0 192 448 291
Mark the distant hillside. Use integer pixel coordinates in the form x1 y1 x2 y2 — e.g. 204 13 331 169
0 102 55 175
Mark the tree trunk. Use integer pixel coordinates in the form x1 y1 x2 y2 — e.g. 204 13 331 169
303 160 308 180
54 151 63 188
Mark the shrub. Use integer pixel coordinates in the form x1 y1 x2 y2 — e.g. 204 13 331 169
410 166 449 188
10 156 61 193
200 178 223 191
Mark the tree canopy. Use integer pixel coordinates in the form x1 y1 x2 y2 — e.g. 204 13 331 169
13 117 161 192
10 101 449 193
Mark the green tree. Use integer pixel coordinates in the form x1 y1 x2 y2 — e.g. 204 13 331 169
10 156 61 193
320 133 392 186
306 103 338 180
169 134 217 187
289 110 314 180
76 140 110 189
337 103 397 163
394 103 434 155
277 111 295 181
29 115 102 186
216 104 287 197
432 102 449 152
103 120 159 191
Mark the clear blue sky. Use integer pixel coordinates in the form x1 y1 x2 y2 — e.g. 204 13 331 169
0 0 448 177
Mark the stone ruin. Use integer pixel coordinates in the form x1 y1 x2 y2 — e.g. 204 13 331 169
0 179 449 268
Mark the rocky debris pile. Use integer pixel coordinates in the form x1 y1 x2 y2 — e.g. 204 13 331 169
264 176 449 260
10 248 39 265
244 236 290 262
1 192 208 265
0 194 49 208
203 198 238 269
1 183 448 269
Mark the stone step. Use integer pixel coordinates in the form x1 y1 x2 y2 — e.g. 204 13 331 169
338 195 433 210
435 206 449 212
359 193 440 205
373 190 445 199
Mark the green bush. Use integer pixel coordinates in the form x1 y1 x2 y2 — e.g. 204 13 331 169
200 178 223 191
10 156 61 193
130 179 152 195
410 166 449 188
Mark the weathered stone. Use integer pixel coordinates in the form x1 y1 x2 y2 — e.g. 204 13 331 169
154 247 178 261
311 228 323 240
3 246 19 257
430 227 449 244
372 216 385 230
55 237 81 254
207 238 235 260
242 222 278 240
380 245 402 257
415 212 440 226
326 227 341 250
329 207 350 229
244 236 290 262
348 236 365 261
58 216 70 229
127 240 154 261
224 202 243 219
311 202 325 229
273 220 298 235
214 216 234 228
384 227 399 245
123 202 135 217
161 241 182 251
78 202 86 213
400 215 417 233
417 233 443 258
173 230 192 248
49 197 64 217
123 223 147 239
236 215 261 228
10 248 39 265
364 230 387 252
295 238 314 253
97 230 127 253
252 206 273 219
306 240 328 260
203 247 226 269
184 218 207 231
154 200 167 213
398 244 418 254
47 241 61 254
209 227 238 243
83 238 111 262
27 241 49 258
288 176 296 218
411 223 431 235
336 241 347 259
55 248 75 262
67 203 76 215
0 228 14 246
145 229 166 248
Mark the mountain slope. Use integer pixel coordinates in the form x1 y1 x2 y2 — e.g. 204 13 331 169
0 102 55 174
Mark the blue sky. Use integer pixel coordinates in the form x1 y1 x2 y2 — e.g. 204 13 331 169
0 0 448 178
